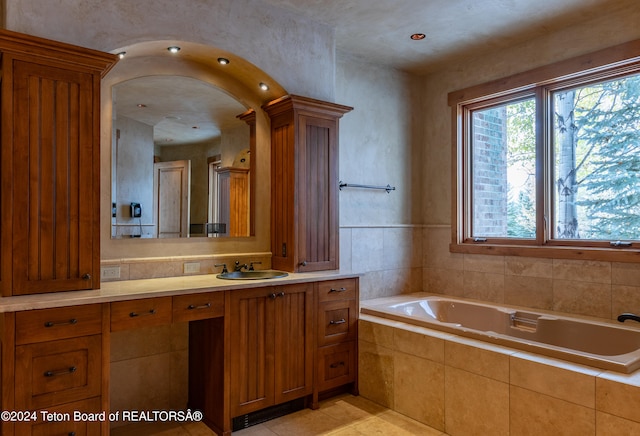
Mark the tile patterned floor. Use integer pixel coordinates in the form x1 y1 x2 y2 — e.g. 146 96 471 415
111 394 448 435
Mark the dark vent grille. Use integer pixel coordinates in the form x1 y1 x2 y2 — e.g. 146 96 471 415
232 398 305 431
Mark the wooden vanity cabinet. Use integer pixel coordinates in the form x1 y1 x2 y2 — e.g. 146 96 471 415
313 279 359 407
0 29 117 296
228 283 314 417
263 95 352 273
2 303 109 436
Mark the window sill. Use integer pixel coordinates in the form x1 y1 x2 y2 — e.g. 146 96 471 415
450 242 640 263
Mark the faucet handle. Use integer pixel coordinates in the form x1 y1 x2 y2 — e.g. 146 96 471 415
249 261 262 271
215 263 228 274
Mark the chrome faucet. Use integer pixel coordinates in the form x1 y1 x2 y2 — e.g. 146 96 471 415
234 261 248 272
617 313 640 323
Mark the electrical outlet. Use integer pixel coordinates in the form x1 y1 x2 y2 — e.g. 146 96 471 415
184 262 200 274
101 266 120 280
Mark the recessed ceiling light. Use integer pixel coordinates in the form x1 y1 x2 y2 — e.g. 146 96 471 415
410 33 426 41
167 46 181 53
217 57 230 65
259 82 269 91
137 104 147 108
117 51 126 59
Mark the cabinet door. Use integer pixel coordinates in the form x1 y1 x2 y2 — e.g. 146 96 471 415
228 287 276 416
11 58 98 294
297 116 339 272
273 282 314 404
228 284 314 417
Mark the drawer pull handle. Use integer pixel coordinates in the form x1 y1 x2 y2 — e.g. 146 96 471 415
329 287 347 293
129 309 157 317
188 303 212 310
329 318 346 325
82 273 91 280
44 318 78 328
329 361 345 369
44 366 77 377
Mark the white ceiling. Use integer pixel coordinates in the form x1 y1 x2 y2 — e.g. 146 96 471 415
261 0 638 74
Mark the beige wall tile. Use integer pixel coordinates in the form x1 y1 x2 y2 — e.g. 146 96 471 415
552 279 611 318
463 270 505 303
505 256 553 278
352 227 385 273
445 339 510 382
612 284 640 320
383 267 423 295
358 339 394 408
464 254 505 274
552 259 611 284
612 262 640 286
425 267 464 297
110 354 172 425
504 275 553 310
359 270 387 300
128 260 183 279
444 366 509 436
170 349 189 409
510 355 596 407
596 411 640 434
111 324 174 361
339 227 353 272
596 374 640 423
394 351 445 430
383 227 423 270
424 227 463 270
394 328 445 363
510 385 595 436
359 319 395 349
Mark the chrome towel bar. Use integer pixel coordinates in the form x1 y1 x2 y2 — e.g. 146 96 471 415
339 181 396 193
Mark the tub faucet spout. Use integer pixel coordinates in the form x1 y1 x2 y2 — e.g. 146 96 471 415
617 313 640 323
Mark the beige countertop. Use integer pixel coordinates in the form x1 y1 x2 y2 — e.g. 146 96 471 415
0 270 360 313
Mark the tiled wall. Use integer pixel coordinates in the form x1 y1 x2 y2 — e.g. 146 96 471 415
100 252 272 281
424 226 640 321
359 314 640 435
109 323 189 429
340 226 423 300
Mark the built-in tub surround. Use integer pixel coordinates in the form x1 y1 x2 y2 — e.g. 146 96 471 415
362 294 640 373
359 310 640 434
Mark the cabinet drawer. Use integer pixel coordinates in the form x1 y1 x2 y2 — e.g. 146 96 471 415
111 297 172 332
172 292 224 322
318 299 357 346
15 336 102 410
317 341 357 391
15 397 102 436
317 279 357 302
16 304 103 345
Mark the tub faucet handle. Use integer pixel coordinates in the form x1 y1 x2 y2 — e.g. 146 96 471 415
617 313 640 323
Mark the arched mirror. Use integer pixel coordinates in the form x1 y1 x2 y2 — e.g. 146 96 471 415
111 75 253 238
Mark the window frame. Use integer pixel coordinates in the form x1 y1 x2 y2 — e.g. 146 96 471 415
449 39 640 262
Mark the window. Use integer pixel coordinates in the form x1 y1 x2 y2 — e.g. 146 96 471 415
450 40 640 261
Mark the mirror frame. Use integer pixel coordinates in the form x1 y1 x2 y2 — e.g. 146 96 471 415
100 40 286 260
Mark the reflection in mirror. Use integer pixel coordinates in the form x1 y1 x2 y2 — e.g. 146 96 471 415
111 76 252 238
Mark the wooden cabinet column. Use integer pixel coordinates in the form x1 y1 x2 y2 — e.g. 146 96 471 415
263 95 352 273
0 29 117 296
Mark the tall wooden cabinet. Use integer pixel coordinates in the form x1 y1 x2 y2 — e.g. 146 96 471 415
263 95 352 273
0 29 117 296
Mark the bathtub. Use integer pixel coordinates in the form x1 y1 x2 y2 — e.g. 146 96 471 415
360 294 640 373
